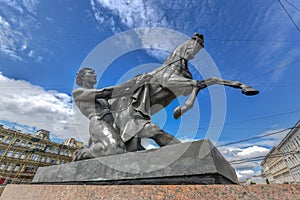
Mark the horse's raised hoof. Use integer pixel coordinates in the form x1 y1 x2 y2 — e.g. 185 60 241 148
242 86 259 96
174 106 182 119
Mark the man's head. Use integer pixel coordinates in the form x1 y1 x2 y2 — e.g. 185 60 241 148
76 67 97 88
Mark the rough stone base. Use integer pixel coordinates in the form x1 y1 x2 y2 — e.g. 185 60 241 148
1 184 300 200
32 174 233 185
32 139 238 184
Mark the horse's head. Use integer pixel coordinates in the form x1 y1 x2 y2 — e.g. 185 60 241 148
183 33 204 60
192 33 204 48
164 33 205 63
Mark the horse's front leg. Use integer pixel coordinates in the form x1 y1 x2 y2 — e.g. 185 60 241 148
174 86 200 119
160 77 200 119
199 77 259 96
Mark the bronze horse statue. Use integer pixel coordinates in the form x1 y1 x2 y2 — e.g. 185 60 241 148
95 33 258 152
73 33 258 160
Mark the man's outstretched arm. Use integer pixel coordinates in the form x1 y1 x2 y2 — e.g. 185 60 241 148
95 81 133 99
95 73 153 99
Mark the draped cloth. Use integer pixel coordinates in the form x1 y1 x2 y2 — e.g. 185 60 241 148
110 74 152 142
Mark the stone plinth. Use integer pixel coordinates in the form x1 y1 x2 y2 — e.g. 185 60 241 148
32 139 238 184
1 184 300 200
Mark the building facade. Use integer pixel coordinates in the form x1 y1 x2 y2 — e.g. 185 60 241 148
246 175 266 185
261 120 300 183
0 125 83 185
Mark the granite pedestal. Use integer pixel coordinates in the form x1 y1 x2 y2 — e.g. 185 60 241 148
2 184 300 200
32 139 238 185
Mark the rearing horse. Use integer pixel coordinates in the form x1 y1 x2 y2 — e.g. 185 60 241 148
96 33 259 151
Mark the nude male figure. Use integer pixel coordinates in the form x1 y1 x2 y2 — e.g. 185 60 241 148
72 67 126 160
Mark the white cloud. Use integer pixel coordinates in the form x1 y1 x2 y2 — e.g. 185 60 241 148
141 138 159 149
178 137 194 143
232 162 257 171
46 17 54 22
28 50 42 62
0 0 24 14
0 72 83 143
22 0 39 15
218 145 269 181
257 128 289 146
236 169 255 181
89 0 176 60
235 146 269 158
91 0 169 29
0 0 41 61
219 145 269 163
237 169 263 182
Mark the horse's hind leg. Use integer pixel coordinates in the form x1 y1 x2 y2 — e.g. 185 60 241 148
199 77 259 96
138 123 181 147
125 137 145 152
150 132 181 146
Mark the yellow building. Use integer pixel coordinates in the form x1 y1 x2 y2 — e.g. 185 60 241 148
0 125 83 185
261 147 291 184
261 120 300 184
63 138 84 148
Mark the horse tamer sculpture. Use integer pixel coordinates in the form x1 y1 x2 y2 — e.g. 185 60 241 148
72 33 259 160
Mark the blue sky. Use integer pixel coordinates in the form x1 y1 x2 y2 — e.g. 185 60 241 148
0 0 300 180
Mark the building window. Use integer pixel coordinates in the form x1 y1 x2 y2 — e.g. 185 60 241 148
13 139 20 146
6 163 13 171
20 153 26 160
13 152 20 158
5 137 12 144
0 149 4 156
13 164 20 172
41 157 46 162
34 155 40 161
6 150 14 157
292 140 297 148
45 146 52 153
46 158 51 163
30 154 40 161
294 138 300 147
0 135 4 142
0 162 6 170
24 165 35 173
59 150 65 155
20 140 26 147
26 142 32 148
51 159 55 164
35 143 43 150
56 160 60 164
